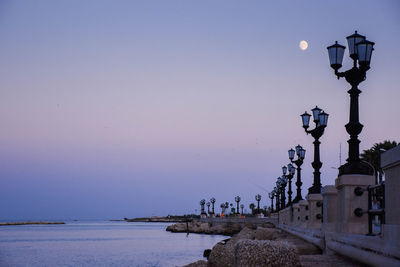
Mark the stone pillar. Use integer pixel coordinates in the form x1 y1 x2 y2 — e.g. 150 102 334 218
321 185 337 232
299 200 308 228
335 174 374 234
306 193 323 229
292 203 301 226
283 207 289 225
381 145 400 247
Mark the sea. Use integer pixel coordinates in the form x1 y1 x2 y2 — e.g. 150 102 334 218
0 221 227 267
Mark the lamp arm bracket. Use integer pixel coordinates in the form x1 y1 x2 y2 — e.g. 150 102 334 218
335 70 345 79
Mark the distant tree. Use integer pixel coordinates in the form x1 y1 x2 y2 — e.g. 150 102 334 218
361 140 398 184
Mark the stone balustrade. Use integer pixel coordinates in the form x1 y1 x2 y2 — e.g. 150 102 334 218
271 145 400 266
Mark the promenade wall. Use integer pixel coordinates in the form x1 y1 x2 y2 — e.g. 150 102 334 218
270 145 400 266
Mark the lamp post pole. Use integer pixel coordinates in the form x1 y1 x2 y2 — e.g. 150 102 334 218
235 196 241 215
289 145 306 203
286 164 295 206
200 199 206 215
278 176 287 210
327 31 375 175
269 192 274 213
274 187 280 212
255 194 262 214
210 197 215 215
301 107 329 194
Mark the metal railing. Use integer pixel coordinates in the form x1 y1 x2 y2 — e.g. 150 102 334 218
354 182 385 235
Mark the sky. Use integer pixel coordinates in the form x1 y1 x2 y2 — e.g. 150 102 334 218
0 0 399 220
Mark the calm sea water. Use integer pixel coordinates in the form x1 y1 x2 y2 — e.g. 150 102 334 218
0 221 227 267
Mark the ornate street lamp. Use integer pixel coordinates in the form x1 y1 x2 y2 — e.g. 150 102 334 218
249 203 255 215
289 145 306 203
220 203 225 215
327 31 375 175
235 196 241 215
285 163 295 206
240 204 244 215
274 187 280 211
200 199 206 215
278 176 288 209
255 194 262 214
206 202 210 215
301 106 329 194
210 197 216 215
268 191 274 213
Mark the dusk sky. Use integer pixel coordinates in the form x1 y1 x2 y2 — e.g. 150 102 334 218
0 1 399 220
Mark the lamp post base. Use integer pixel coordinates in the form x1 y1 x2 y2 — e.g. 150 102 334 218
308 184 322 195
292 196 303 204
338 161 374 176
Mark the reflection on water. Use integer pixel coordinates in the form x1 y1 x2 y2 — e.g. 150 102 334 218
0 221 227 267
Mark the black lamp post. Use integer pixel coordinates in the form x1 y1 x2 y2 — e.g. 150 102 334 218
200 199 206 215
278 176 288 209
240 204 244 215
210 197 216 215
285 163 295 206
289 145 306 203
327 31 375 175
235 196 241 215
301 106 329 194
255 194 262 214
269 192 274 213
274 186 280 212
206 202 210 215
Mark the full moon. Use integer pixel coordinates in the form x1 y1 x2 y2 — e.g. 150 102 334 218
299 40 308 50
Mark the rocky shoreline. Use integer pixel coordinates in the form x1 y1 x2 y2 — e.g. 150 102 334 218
167 221 362 267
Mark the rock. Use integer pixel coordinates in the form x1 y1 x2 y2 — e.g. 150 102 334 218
199 223 210 232
235 227 255 240
207 238 236 267
245 223 256 230
234 239 300 267
254 227 281 240
166 223 187 232
207 224 226 234
261 222 275 228
182 260 208 267
203 249 211 259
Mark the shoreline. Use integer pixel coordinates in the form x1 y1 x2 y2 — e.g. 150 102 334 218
168 220 362 267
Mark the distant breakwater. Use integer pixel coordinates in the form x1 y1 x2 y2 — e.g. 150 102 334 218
0 221 65 226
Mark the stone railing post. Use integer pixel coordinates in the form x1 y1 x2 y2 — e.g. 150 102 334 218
306 193 323 229
321 185 337 232
299 200 308 228
381 145 400 246
335 174 374 234
292 203 301 226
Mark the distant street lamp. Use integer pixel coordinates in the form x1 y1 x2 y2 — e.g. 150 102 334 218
210 197 216 215
283 163 296 206
220 203 225 215
200 199 206 215
289 145 306 203
240 204 244 215
268 191 274 213
278 176 288 209
249 203 255 215
301 106 329 194
235 196 241 215
274 186 280 211
327 31 375 175
206 202 210 215
255 194 262 214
